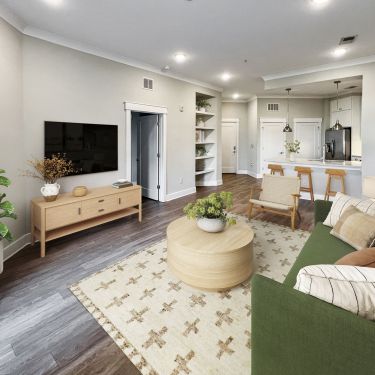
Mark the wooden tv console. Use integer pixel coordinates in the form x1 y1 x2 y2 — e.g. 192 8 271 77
31 185 142 258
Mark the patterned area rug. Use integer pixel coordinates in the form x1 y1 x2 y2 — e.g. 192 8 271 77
70 216 309 375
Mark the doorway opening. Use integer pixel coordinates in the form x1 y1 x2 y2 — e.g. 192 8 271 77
124 102 167 202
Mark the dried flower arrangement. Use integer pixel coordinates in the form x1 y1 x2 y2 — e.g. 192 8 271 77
22 154 78 184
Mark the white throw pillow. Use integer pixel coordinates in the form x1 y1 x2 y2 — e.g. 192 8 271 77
323 192 375 228
294 265 375 320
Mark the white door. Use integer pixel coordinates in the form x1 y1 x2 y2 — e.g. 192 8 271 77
260 121 286 174
139 114 160 200
294 120 322 159
222 120 238 173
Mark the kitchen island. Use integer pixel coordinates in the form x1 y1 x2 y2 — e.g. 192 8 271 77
266 158 362 200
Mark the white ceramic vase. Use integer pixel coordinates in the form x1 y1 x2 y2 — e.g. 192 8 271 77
198 107 206 112
197 218 226 233
289 153 296 162
41 183 60 202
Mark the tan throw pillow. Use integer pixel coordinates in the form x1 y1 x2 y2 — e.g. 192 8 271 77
331 205 375 250
335 248 375 267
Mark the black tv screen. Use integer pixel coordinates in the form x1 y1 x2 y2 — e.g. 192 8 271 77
45 121 118 175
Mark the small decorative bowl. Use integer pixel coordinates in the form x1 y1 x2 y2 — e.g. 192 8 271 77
72 186 88 197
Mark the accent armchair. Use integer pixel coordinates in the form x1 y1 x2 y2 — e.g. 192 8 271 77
248 174 301 230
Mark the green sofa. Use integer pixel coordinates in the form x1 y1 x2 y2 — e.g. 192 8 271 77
251 200 375 375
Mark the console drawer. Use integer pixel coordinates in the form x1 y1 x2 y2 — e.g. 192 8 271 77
45 202 82 230
82 195 119 219
118 189 141 209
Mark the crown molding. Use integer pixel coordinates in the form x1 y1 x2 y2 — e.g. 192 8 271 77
0 4 26 32
262 55 375 81
20 25 223 93
222 99 249 103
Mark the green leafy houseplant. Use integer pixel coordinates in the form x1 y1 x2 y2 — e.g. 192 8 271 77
0 170 16 241
183 192 236 225
285 140 301 154
196 98 212 111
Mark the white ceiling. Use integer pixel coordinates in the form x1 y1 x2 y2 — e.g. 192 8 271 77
1 0 375 99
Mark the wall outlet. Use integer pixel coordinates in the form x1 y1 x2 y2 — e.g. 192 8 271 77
179 177 183 184
250 162 254 167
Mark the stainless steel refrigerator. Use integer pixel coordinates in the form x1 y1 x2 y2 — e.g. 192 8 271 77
325 128 351 161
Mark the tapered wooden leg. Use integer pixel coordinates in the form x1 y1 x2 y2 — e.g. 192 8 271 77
30 203 35 246
138 203 142 222
324 175 331 201
248 202 254 220
291 209 295 231
341 176 346 194
40 232 46 258
309 174 314 202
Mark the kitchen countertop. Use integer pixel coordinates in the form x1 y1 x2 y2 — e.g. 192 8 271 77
267 158 362 171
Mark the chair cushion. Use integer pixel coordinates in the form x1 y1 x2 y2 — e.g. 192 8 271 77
294 265 375 320
259 174 300 207
330 206 375 250
249 198 291 211
323 192 375 228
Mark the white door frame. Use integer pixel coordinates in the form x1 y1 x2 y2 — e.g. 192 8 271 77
293 118 322 158
222 118 239 173
124 102 168 202
259 117 286 175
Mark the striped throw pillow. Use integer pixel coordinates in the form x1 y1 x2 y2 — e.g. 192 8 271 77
323 192 375 228
294 265 375 320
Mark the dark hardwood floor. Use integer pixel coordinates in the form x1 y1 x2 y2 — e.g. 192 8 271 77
0 174 314 375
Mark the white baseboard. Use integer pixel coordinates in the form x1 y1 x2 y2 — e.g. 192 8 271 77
4 233 32 261
165 187 196 201
196 179 223 187
248 171 262 179
236 170 248 175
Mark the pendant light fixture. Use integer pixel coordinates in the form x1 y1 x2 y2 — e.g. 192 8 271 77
332 80 343 131
283 88 293 133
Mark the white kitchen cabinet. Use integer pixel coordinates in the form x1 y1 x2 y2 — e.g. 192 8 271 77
330 95 362 157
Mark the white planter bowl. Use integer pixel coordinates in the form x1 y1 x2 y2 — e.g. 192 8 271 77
197 218 226 233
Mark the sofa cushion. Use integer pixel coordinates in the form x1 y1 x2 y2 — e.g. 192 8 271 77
283 222 355 287
336 248 375 267
330 206 375 250
323 192 375 228
294 265 375 320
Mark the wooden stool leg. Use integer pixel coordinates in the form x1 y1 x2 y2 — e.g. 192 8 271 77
280 170 284 176
341 176 345 194
291 209 296 231
309 173 314 201
324 175 330 201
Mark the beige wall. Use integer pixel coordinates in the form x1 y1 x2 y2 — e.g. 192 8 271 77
248 99 258 175
0 19 25 244
221 102 248 170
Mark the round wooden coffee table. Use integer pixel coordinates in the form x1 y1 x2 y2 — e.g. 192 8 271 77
167 217 254 291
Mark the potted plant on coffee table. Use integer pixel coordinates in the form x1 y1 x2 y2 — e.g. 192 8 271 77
183 192 236 233
0 169 16 273
22 154 77 201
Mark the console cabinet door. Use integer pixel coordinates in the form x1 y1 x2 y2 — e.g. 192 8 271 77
45 202 82 230
118 189 141 209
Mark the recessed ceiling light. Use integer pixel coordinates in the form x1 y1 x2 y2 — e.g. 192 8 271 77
174 53 187 63
221 73 231 81
43 0 63 6
310 0 330 8
332 47 347 57
232 93 240 100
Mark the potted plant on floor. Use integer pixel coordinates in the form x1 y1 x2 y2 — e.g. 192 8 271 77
22 154 77 201
0 169 17 273
183 192 236 233
285 140 301 162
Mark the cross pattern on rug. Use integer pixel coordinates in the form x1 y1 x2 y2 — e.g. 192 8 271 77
70 216 308 375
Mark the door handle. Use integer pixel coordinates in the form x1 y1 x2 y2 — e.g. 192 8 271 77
98 199 104 203
98 209 105 213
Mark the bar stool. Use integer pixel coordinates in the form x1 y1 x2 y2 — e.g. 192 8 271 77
268 164 284 176
324 169 346 201
294 166 314 202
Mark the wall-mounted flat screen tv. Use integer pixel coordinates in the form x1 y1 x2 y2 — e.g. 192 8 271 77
45 121 118 175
